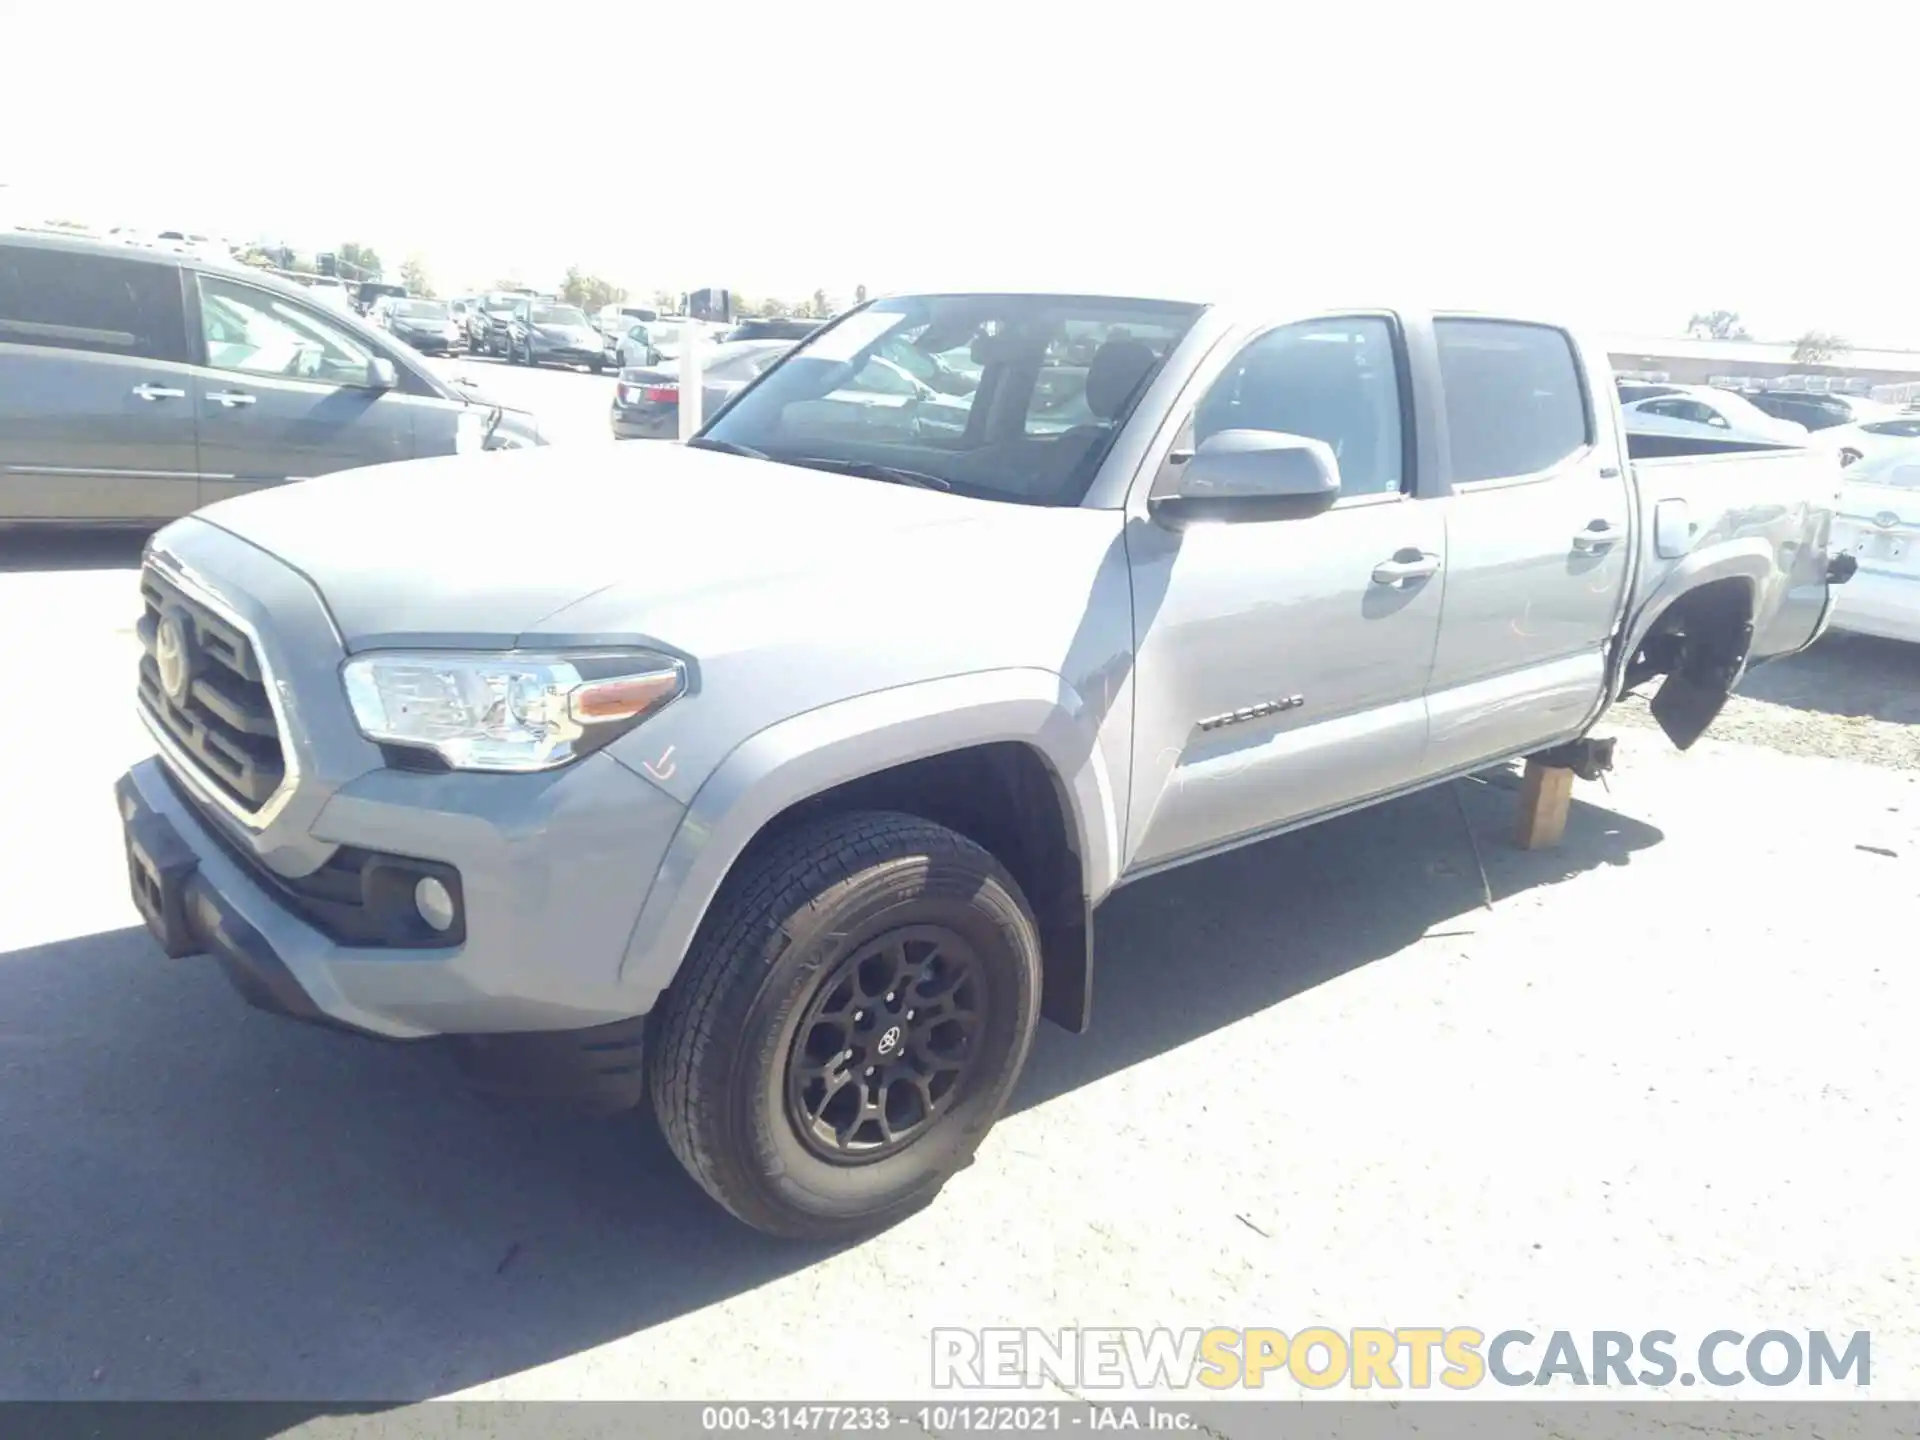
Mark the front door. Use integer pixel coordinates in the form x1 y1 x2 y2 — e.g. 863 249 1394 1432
189 272 414 505
1123 314 1445 874
0 243 201 523
1421 318 1633 773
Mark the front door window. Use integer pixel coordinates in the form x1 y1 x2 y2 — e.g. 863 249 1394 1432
197 275 377 387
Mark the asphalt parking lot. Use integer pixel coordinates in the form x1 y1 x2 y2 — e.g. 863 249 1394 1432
1 432 1916 1406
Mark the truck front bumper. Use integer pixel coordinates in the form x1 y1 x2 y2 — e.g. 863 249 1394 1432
114 750 686 1106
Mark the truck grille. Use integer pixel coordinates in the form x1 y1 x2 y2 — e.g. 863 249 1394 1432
136 566 288 815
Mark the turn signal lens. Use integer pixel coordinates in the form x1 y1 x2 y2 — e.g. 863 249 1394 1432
568 668 684 724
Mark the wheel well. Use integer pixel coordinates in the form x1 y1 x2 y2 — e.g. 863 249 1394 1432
745 743 1093 1033
1622 576 1757 750
1622 577 1755 693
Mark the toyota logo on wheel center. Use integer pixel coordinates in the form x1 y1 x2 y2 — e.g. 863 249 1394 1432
876 1025 904 1057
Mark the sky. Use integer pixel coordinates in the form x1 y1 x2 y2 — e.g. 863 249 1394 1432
5 0 1916 346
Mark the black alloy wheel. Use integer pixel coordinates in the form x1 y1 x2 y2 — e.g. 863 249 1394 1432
648 811 1042 1239
786 925 986 1162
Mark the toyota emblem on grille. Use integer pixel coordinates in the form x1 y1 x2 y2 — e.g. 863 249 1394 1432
1875 511 1901 530
155 611 194 705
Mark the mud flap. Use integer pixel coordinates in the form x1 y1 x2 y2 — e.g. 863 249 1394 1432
1650 619 1754 750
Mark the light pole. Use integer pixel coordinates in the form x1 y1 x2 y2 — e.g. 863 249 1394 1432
678 321 703 440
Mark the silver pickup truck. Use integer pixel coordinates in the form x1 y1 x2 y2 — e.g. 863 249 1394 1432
114 291 1844 1238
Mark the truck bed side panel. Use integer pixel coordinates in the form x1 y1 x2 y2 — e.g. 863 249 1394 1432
1624 447 1839 671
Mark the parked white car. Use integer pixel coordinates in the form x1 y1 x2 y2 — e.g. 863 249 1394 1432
615 318 726 367
1621 385 1809 447
1828 450 1920 643
1817 413 1920 468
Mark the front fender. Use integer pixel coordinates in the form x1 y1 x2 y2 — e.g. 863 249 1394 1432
615 668 1122 1004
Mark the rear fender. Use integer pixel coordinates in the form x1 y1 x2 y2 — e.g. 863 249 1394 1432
1612 543 1771 750
615 668 1121 1007
1612 540 1771 699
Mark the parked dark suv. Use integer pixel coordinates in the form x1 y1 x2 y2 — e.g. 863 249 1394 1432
718 316 822 343
0 234 544 525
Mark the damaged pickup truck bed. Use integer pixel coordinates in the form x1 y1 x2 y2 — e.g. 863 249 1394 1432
115 293 1844 1238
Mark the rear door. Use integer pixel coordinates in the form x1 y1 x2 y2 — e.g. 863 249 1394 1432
1420 318 1632 773
0 242 200 522
188 271 415 502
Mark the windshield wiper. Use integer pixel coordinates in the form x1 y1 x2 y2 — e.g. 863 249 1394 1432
786 457 952 491
685 436 768 460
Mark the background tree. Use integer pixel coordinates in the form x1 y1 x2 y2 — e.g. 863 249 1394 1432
1687 309 1750 341
1790 330 1848 365
855 283 868 305
338 241 383 279
561 266 626 311
399 256 435 298
809 288 831 319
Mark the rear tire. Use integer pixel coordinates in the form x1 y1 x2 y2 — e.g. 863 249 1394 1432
649 811 1041 1240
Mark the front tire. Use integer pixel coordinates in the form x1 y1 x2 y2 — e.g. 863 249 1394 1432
649 812 1042 1240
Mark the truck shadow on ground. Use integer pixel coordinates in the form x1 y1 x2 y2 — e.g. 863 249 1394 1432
0 774 1657 1409
1737 631 1920 726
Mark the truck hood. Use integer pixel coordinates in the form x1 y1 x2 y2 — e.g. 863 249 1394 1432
189 443 1060 651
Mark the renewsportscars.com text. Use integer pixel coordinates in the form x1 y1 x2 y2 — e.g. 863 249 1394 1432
931 1327 1871 1390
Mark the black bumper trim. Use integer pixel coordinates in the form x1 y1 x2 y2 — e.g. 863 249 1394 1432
115 770 337 1031
116 767 651 1109
446 1015 650 1113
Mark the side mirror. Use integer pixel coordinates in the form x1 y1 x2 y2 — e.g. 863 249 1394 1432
1149 429 1342 528
366 357 399 391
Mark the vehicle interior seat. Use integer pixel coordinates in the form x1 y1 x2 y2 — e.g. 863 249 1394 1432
1036 337 1162 500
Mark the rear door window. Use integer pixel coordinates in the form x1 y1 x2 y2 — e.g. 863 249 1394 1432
0 244 189 362
1435 319 1591 483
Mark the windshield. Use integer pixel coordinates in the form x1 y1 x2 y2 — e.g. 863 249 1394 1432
395 300 448 319
533 305 590 327
699 294 1202 505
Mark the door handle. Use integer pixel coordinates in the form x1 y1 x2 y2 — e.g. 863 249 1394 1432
1371 551 1441 586
1573 520 1620 552
206 390 258 408
131 384 186 401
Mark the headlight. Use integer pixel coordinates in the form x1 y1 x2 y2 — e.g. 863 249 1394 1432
341 650 685 772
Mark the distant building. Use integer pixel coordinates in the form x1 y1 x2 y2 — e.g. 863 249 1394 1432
1604 334 1920 390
